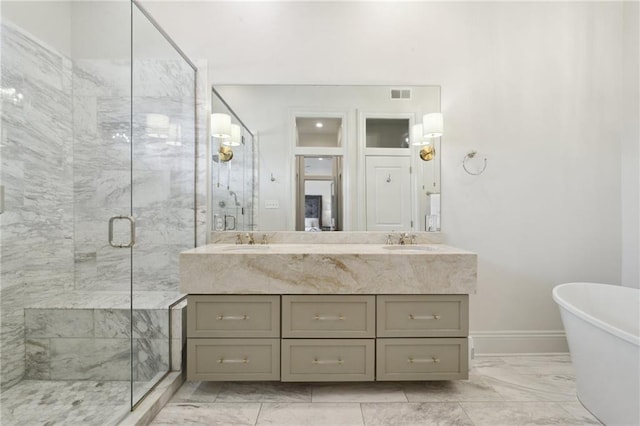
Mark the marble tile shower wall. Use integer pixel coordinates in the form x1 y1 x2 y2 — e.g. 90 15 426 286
0 23 75 389
72 58 196 293
211 139 256 232
1 22 206 389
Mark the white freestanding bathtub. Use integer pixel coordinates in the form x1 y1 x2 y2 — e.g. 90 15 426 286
553 282 640 426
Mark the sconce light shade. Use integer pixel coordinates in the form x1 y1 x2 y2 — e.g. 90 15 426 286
223 123 242 147
423 113 443 138
211 113 231 138
411 123 426 146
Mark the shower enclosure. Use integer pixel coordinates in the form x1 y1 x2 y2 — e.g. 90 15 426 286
210 87 256 232
0 1 197 423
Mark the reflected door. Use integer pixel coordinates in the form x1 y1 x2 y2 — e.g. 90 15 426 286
296 156 342 231
365 156 412 231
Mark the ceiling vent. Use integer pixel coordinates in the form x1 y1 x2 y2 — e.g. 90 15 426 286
390 88 411 100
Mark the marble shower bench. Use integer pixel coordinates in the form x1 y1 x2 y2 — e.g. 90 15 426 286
24 291 186 381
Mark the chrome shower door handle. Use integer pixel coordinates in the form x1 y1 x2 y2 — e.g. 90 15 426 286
108 215 136 248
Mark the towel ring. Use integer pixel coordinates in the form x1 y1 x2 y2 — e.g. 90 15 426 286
462 151 487 176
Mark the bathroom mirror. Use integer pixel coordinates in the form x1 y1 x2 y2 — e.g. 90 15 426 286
211 85 441 232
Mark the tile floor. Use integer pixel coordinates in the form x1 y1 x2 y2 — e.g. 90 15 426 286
151 355 602 425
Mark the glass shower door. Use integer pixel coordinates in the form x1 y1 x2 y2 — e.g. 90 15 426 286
131 3 197 405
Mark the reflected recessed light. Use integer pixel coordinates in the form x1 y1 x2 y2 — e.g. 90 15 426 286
315 122 323 128
318 157 323 161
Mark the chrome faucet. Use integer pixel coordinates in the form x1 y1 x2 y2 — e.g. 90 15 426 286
235 233 243 245
385 234 393 245
399 233 409 245
246 233 255 245
261 234 268 245
410 234 417 245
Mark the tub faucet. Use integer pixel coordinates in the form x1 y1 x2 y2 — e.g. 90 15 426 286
235 233 242 245
246 233 255 245
399 233 409 245
385 234 393 245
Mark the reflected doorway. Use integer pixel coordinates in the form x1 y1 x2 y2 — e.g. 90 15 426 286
295 156 343 231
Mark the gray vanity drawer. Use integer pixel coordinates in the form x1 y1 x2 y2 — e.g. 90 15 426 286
376 338 468 381
282 295 375 338
187 338 280 381
187 295 280 338
281 339 375 382
377 295 468 337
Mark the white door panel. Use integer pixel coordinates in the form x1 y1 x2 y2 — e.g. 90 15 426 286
365 156 412 231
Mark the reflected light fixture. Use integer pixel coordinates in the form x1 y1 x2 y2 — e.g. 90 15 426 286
223 123 242 147
411 123 426 146
315 122 323 128
146 113 170 138
211 113 231 138
423 112 443 139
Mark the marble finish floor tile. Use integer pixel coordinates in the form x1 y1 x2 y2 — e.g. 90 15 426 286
170 380 223 403
500 355 575 376
460 401 601 425
150 356 600 425
215 382 312 403
312 382 407 403
482 372 577 402
257 402 364 425
403 375 504 402
0 380 130 425
150 402 260 425
362 402 473 426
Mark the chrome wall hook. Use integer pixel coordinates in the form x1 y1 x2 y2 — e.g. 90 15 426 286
463 151 487 175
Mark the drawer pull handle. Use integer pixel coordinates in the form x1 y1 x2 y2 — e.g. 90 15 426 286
312 358 344 365
314 314 345 321
408 356 440 364
408 314 441 320
217 357 250 364
216 314 250 321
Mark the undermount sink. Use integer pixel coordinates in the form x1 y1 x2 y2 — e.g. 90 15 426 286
222 245 271 251
382 245 439 252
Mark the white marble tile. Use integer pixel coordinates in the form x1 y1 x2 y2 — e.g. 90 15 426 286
151 402 261 425
133 337 169 381
311 382 407 403
461 401 597 426
500 355 575 376
403 375 504 402
482 373 577 402
25 338 50 379
170 381 224 403
50 338 130 380
216 382 312 403
257 402 364 426
361 402 473 426
25 309 94 338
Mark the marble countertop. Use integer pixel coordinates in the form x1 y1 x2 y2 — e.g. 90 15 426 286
183 243 472 255
180 243 477 295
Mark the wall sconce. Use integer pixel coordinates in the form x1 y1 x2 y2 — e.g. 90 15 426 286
211 113 231 139
423 112 443 138
218 145 233 162
223 123 242 147
416 112 442 161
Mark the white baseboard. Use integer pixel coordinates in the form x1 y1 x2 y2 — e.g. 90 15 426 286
470 330 569 355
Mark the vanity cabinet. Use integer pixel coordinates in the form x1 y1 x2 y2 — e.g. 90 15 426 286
375 295 469 380
187 295 281 380
187 294 468 382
